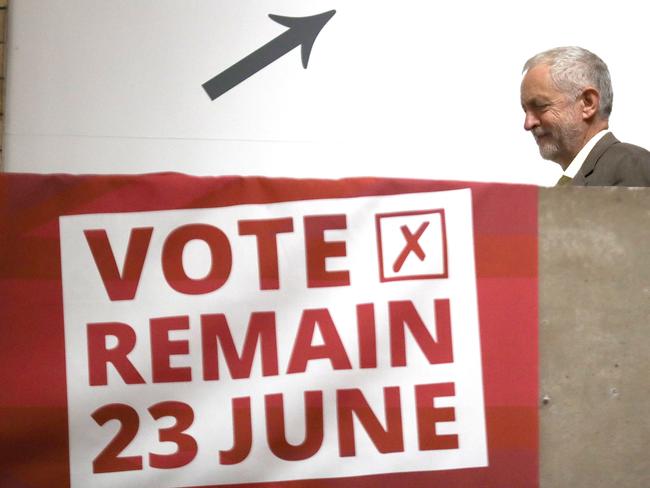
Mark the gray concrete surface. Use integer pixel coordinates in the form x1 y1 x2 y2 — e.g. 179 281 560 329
539 187 650 488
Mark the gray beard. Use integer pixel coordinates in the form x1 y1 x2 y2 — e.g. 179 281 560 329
535 123 582 164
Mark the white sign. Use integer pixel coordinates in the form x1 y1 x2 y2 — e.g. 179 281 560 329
60 189 487 487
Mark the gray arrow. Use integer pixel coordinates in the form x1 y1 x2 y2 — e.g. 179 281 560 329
202 10 336 101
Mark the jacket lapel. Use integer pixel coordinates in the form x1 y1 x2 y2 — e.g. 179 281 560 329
573 132 619 185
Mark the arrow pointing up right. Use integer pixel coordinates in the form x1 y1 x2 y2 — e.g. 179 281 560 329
203 10 336 101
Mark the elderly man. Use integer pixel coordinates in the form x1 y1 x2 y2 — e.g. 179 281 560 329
521 46 650 186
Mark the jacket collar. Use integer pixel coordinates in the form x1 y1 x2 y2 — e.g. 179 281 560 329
573 132 619 184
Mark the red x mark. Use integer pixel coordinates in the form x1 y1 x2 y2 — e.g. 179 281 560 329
392 222 429 272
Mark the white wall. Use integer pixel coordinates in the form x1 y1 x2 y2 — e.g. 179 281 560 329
5 0 650 186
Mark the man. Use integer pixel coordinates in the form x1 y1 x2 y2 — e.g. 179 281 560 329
521 46 650 186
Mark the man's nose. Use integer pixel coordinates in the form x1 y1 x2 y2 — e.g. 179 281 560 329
523 111 539 131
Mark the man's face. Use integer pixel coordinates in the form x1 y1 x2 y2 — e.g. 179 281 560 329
520 64 585 168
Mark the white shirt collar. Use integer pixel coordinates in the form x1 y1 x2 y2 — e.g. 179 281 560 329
563 130 609 178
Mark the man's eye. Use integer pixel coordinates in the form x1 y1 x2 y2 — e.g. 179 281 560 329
523 102 549 113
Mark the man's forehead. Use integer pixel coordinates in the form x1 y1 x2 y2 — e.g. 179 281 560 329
521 64 559 101
522 64 551 88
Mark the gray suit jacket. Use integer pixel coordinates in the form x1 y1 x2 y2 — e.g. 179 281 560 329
572 132 650 186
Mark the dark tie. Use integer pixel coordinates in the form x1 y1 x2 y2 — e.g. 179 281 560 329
555 175 573 186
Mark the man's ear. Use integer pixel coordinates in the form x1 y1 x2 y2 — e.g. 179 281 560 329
580 87 601 120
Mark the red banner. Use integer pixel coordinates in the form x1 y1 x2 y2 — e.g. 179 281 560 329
0 173 538 487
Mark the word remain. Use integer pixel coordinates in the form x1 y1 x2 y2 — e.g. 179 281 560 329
87 299 453 386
